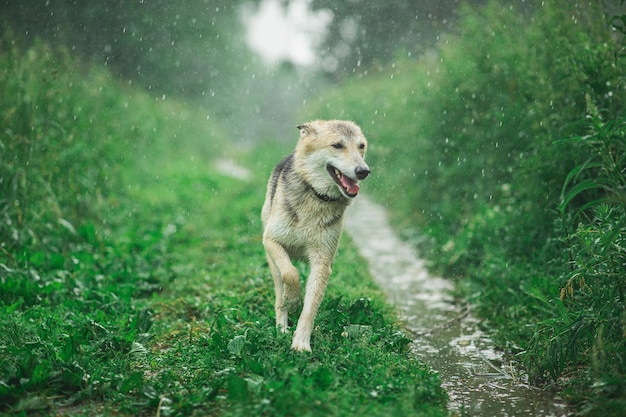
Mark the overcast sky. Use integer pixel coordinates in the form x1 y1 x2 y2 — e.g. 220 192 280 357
241 0 332 66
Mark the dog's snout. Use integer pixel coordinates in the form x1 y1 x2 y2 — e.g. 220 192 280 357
355 166 370 180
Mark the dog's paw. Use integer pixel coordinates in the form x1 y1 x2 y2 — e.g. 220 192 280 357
284 297 300 314
291 339 312 352
283 285 301 313
291 328 312 352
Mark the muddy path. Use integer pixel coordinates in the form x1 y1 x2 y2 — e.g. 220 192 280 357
344 195 568 416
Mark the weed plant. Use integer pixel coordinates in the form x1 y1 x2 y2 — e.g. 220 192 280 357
0 38 447 416
305 1 626 414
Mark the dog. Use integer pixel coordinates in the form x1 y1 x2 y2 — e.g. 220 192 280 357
261 120 370 352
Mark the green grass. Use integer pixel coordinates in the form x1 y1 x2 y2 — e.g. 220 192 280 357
0 39 447 416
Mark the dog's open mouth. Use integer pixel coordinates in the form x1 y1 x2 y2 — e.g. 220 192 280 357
327 165 359 197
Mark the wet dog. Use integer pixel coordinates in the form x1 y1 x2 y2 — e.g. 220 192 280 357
261 120 370 351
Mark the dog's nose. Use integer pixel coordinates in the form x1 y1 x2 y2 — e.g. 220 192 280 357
355 166 370 180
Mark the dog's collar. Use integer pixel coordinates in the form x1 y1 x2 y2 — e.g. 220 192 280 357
307 184 341 202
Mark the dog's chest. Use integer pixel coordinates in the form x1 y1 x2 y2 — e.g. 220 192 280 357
272 198 346 251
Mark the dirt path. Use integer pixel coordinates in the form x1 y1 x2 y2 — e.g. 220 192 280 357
345 195 567 416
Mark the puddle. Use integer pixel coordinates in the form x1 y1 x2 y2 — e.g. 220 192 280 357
344 195 569 416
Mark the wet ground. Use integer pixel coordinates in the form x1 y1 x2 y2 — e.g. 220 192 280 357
344 195 569 416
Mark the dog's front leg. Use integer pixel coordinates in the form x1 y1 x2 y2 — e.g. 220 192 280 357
263 236 301 332
266 258 289 331
291 261 332 352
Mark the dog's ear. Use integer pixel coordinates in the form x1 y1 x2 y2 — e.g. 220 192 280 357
297 123 316 137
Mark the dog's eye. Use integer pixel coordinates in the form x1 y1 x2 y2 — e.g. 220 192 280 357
332 143 344 149
359 143 366 150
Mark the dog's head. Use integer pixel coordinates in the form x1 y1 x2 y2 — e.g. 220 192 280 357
295 120 370 199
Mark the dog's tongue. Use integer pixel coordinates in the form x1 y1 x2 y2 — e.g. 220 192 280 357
340 174 359 195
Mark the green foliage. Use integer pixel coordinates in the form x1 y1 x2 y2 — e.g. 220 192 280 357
0 47 226 416
525 109 626 410
558 110 626 218
305 1 626 414
0 36 224 258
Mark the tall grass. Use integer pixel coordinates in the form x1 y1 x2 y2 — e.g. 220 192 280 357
1 35 224 266
525 108 626 410
0 36 224 412
305 1 626 413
